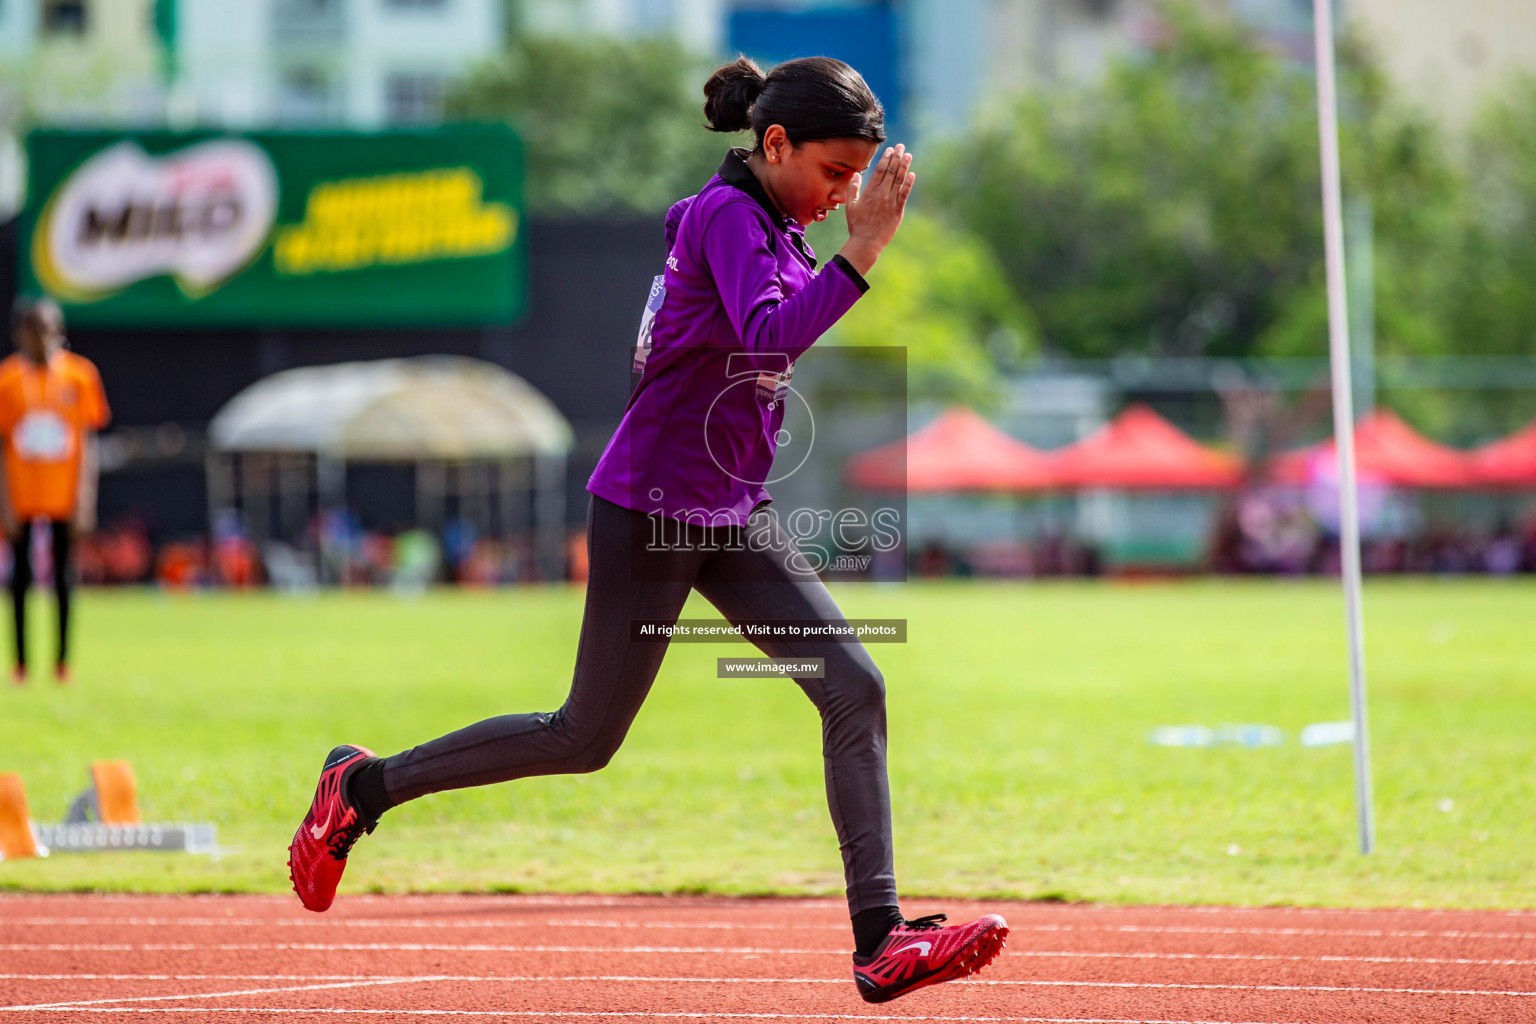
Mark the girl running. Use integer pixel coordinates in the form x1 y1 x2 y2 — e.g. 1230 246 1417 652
288 55 1008 1004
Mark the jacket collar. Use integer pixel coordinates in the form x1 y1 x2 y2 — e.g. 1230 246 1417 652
718 148 789 227
716 147 816 266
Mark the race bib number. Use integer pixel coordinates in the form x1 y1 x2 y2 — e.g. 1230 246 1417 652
756 359 794 408
14 410 71 463
633 274 666 374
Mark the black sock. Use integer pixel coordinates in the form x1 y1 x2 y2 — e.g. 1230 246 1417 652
347 758 394 823
852 905 903 957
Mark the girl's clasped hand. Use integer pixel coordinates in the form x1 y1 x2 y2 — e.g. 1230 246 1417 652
842 143 917 271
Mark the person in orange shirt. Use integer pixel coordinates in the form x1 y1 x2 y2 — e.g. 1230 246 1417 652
0 298 110 685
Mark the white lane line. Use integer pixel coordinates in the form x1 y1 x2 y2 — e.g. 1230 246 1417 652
0 894 851 911
5 894 1534 917
2 951 135 957
991 979 1536 998
1014 949 1536 968
1 977 444 1012
5 973 1533 999
327 895 853 909
0 975 384 981
0 919 841 931
7 918 1536 942
0 894 851 909
1107 906 1536 919
5 943 1536 968
0 944 837 954
1014 924 1536 942
0 1010 1354 1024
550 921 1536 942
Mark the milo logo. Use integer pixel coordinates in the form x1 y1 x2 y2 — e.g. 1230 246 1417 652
32 139 279 300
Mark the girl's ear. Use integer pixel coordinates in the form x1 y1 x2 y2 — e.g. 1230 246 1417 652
762 125 789 164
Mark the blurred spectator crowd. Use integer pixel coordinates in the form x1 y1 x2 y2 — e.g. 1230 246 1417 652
911 493 1536 580
34 510 588 590
1210 492 1536 576
7 498 1536 590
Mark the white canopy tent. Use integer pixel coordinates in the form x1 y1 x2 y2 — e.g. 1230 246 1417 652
207 356 574 581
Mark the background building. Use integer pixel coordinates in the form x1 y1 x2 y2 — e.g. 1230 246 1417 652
517 0 727 54
0 0 165 123
171 0 503 128
511 0 1536 139
1347 0 1536 129
0 0 503 212
0 0 168 213
5 1 1533 175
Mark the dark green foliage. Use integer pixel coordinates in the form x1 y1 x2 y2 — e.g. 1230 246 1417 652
1446 76 1536 358
928 7 1459 362
446 35 728 214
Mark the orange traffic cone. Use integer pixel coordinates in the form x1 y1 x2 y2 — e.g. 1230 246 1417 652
90 761 143 825
0 772 42 859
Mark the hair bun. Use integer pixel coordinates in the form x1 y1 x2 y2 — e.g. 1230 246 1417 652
703 56 766 134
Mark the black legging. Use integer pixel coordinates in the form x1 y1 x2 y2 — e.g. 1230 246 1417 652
380 494 898 915
10 518 73 670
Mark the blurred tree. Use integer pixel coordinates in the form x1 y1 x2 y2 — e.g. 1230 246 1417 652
928 4 1459 363
445 35 726 215
451 34 1033 403
1444 76 1536 358
809 211 1037 405
1387 74 1536 439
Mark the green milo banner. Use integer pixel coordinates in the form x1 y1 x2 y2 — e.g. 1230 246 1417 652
20 126 525 327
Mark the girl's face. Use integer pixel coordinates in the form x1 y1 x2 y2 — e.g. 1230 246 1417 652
758 127 881 227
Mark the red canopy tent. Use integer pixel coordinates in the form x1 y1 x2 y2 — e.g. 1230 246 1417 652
1048 404 1243 490
1267 409 1478 489
1471 418 1536 489
844 406 1056 492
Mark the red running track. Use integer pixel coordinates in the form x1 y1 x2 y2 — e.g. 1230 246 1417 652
3 894 1536 1023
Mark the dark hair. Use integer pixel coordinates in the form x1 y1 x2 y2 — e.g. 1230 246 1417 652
703 55 885 149
10 296 62 335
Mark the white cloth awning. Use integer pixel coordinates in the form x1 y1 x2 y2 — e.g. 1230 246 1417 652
209 356 573 460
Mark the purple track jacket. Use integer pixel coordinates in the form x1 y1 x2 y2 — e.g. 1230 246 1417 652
586 148 869 526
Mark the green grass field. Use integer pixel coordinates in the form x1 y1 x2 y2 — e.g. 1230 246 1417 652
1 579 1531 908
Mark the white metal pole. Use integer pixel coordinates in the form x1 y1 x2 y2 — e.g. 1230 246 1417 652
1312 0 1375 854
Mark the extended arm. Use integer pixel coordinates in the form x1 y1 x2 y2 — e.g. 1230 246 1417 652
701 200 868 363
74 433 98 534
0 451 13 538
